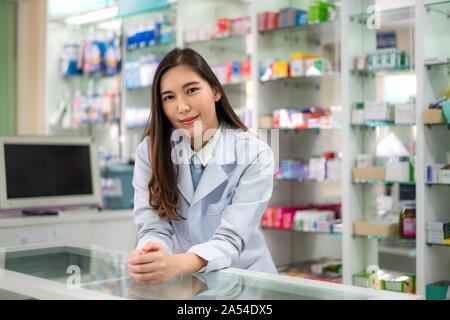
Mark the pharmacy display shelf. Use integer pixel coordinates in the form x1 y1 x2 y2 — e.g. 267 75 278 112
348 5 415 22
258 19 338 38
260 72 340 84
424 0 450 12
351 122 416 128
185 32 248 45
352 234 416 244
424 60 450 70
423 123 450 129
125 42 177 61
262 226 342 237
426 242 450 247
276 126 343 131
275 177 341 183
350 67 415 77
352 180 416 186
425 182 450 186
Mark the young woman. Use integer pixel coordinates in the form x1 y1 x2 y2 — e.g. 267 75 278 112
126 47 276 284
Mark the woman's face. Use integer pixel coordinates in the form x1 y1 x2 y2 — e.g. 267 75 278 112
160 64 221 149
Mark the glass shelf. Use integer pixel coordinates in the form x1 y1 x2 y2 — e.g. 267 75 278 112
426 242 450 247
349 6 415 22
424 122 450 129
260 72 340 84
353 180 416 185
350 67 414 76
275 178 341 183
259 20 338 35
186 33 248 45
425 1 450 15
353 234 416 244
425 60 450 70
277 126 343 131
262 226 342 237
352 121 416 128
425 182 450 187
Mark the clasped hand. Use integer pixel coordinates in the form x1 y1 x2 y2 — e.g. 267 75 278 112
126 242 178 284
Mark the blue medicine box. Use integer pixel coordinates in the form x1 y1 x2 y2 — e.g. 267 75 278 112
101 164 135 209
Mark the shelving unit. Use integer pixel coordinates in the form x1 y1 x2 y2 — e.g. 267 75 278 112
341 0 419 293
43 0 449 297
415 0 450 296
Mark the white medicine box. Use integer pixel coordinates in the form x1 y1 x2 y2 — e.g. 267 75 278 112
395 104 415 124
364 101 394 122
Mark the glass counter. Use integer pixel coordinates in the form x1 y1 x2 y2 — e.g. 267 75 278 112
0 243 421 300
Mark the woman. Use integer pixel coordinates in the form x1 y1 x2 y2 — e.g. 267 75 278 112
126 47 276 284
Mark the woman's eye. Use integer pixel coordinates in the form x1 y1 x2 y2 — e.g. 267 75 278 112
187 87 198 94
163 95 174 101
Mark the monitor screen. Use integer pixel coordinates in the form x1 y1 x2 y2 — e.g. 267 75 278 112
5 144 93 199
0 135 101 212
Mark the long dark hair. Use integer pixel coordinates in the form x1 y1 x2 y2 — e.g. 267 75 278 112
142 47 248 220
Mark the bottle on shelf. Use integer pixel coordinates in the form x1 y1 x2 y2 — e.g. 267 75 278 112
399 200 416 240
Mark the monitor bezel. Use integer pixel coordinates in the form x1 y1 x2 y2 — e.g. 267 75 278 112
0 135 102 213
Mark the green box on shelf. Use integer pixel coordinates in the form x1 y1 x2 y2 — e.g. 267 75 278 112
426 281 450 300
352 272 385 290
308 1 335 23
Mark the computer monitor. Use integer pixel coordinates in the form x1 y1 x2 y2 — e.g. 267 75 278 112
0 135 102 213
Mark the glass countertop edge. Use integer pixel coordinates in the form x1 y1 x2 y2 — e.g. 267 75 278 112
0 268 126 300
220 268 422 300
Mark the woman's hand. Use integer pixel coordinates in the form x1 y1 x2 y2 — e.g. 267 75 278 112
127 242 180 284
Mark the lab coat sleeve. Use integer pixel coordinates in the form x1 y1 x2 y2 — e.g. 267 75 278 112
188 140 274 273
132 138 175 254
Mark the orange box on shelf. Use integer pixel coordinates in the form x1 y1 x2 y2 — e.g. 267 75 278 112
352 167 386 181
422 109 445 124
353 220 399 238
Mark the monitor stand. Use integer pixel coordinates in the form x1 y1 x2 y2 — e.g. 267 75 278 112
22 209 59 216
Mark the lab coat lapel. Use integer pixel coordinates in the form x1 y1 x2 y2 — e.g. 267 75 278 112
192 127 236 205
177 162 194 205
172 136 194 205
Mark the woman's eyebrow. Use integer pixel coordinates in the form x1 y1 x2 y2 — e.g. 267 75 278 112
161 81 201 96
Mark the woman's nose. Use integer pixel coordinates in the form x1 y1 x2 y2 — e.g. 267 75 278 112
177 97 191 113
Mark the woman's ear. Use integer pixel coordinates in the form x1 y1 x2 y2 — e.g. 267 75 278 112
213 87 222 102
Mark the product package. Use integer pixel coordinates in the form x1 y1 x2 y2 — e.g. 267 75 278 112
352 167 386 181
353 220 399 238
364 101 395 122
353 270 416 294
395 104 416 124
426 281 450 300
308 1 336 23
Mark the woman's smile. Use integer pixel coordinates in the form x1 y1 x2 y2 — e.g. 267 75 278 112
180 115 200 126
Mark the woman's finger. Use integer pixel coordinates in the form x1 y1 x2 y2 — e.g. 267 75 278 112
128 262 160 274
127 250 163 265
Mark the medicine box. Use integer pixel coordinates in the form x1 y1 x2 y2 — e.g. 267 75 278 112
395 104 415 124
364 101 394 122
353 220 399 238
352 167 386 181
422 109 445 124
438 169 450 184
385 161 410 182
271 61 289 79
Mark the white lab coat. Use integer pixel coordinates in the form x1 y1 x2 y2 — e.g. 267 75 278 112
132 124 277 274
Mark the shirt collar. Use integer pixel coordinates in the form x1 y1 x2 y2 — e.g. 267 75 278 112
185 125 222 167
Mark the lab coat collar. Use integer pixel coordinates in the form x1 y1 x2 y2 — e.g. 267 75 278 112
174 124 237 205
